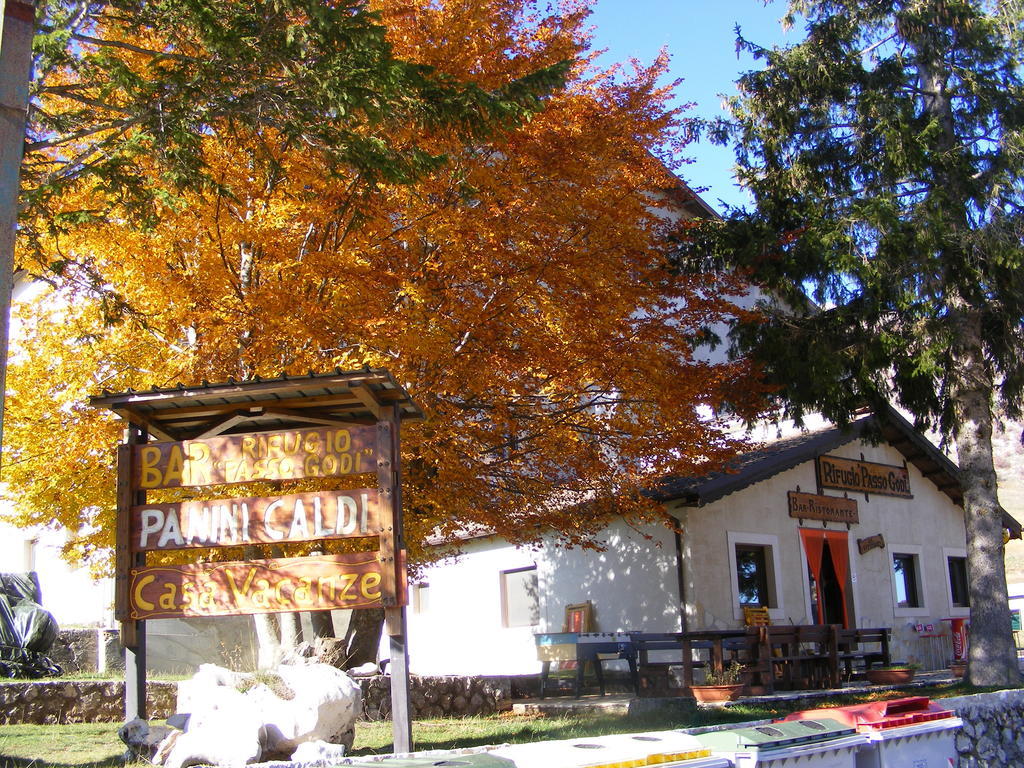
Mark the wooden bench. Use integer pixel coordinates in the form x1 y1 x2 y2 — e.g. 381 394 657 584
748 625 799 693
835 627 891 678
747 625 843 692
795 624 840 689
633 632 710 692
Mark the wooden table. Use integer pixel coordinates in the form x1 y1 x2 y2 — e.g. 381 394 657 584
535 632 639 698
633 629 751 689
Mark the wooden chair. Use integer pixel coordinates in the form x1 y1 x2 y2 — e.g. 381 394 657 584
743 605 771 626
795 624 840 689
836 627 891 678
746 625 796 692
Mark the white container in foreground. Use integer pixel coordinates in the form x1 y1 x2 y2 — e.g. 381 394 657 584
855 717 962 768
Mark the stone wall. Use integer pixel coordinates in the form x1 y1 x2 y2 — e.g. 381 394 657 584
48 629 123 674
359 675 511 720
946 688 1024 767
0 675 510 725
0 681 177 725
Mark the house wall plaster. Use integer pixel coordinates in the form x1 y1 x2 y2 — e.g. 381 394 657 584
405 538 542 676
405 519 682 676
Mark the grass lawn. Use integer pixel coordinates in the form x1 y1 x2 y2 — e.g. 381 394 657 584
0 680 982 767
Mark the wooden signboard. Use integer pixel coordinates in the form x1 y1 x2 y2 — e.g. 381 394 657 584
788 490 859 525
127 552 405 621
98 371 417 751
130 489 381 551
133 426 375 490
857 533 886 554
816 454 912 498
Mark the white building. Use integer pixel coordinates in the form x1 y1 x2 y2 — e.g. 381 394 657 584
403 407 1020 675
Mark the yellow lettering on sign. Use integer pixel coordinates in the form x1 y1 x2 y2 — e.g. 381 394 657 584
226 568 257 604
360 572 382 600
185 442 211 485
274 578 294 604
282 433 301 453
251 579 272 608
159 583 178 610
319 576 335 601
162 445 185 486
133 574 156 611
198 583 215 609
241 436 257 460
333 430 351 453
294 577 313 606
139 446 163 489
339 573 358 601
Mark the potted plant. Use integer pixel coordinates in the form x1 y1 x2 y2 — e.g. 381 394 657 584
950 661 966 678
865 663 918 685
690 661 747 703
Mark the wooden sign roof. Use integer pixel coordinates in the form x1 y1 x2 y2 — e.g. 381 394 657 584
90 367 423 442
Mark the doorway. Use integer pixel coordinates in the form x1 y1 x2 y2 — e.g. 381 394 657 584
800 528 853 627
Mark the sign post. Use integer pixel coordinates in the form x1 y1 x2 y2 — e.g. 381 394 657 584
93 370 420 750
115 423 147 720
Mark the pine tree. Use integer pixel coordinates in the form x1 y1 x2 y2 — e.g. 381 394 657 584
689 0 1024 685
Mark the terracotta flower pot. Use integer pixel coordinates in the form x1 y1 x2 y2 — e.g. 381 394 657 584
950 662 966 678
866 668 915 685
690 683 745 703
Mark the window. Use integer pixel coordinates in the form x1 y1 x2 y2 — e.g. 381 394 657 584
947 556 969 608
893 553 921 608
736 545 771 606
727 532 783 621
500 566 539 628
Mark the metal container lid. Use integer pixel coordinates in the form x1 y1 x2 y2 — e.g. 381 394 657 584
696 718 857 752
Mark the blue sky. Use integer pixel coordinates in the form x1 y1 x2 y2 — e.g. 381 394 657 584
587 1 799 212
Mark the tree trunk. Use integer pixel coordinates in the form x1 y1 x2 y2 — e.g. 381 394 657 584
343 607 384 669
279 611 302 649
253 612 282 670
951 309 1021 687
308 609 335 639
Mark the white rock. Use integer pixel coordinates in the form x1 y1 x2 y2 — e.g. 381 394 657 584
176 663 244 714
255 663 361 758
119 718 179 763
166 713 190 730
170 662 361 764
289 739 349 763
347 661 379 677
163 711 261 768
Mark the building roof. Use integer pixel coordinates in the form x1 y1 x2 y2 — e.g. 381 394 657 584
89 367 424 441
652 406 1022 538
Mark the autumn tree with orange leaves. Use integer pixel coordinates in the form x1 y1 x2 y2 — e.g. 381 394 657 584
8 0 765 658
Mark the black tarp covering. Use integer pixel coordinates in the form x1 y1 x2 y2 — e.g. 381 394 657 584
0 572 61 678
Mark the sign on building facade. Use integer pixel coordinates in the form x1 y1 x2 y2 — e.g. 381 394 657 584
816 454 912 498
787 490 859 525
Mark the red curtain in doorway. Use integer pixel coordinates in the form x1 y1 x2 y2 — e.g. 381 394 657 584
799 528 850 626
823 530 850 627
799 529 826 624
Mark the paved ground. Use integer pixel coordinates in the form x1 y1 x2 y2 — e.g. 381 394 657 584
511 668 963 716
